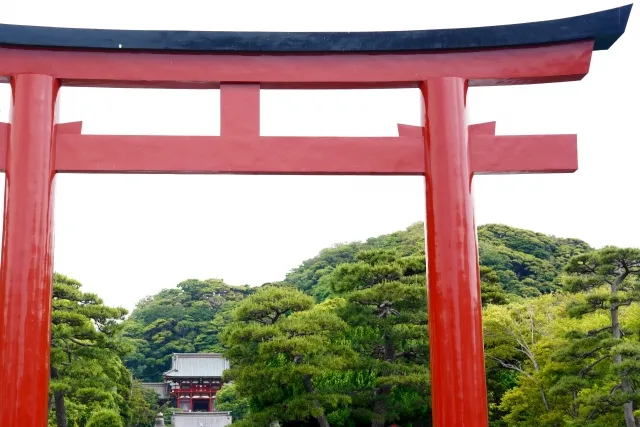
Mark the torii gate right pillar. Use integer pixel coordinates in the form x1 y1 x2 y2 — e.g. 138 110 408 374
422 77 488 426
419 70 589 424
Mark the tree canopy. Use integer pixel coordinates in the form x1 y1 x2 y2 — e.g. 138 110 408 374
52 222 640 427
285 222 592 300
49 273 158 427
122 279 253 381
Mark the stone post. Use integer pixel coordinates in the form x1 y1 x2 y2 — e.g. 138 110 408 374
154 413 165 427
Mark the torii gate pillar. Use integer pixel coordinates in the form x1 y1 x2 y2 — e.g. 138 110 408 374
422 78 487 424
0 74 58 427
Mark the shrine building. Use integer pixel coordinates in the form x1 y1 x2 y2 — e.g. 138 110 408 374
163 353 229 412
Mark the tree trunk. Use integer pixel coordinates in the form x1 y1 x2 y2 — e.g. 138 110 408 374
302 375 331 427
540 387 550 412
371 385 391 427
51 366 69 427
610 274 637 427
613 334 637 426
622 400 637 427
571 390 579 418
371 335 396 427
531 356 550 413
54 390 68 427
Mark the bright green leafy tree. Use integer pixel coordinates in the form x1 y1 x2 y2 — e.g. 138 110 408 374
484 294 570 426
86 410 123 427
215 383 250 422
128 382 160 427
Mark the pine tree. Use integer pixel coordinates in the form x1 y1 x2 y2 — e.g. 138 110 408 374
50 273 131 427
322 249 430 427
562 247 640 427
221 286 354 427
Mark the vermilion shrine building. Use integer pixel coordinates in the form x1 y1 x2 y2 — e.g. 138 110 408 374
164 353 228 412
142 353 232 426
0 4 632 427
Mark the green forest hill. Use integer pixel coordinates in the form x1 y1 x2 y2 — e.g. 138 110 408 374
47 223 640 427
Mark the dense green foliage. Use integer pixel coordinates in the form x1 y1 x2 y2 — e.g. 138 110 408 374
122 279 253 381
49 274 159 427
483 248 640 427
216 384 250 421
285 222 591 301
284 223 426 301
86 410 123 427
478 224 592 297
58 222 640 426
319 249 431 426
128 382 160 427
222 287 354 426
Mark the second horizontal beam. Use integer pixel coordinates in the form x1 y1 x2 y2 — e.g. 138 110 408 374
55 134 426 175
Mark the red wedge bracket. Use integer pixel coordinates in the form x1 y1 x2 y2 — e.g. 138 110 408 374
398 122 577 176
0 122 8 171
55 121 83 135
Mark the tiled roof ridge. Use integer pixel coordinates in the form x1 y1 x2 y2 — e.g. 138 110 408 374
173 353 224 357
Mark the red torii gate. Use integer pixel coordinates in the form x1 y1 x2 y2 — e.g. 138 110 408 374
0 5 632 427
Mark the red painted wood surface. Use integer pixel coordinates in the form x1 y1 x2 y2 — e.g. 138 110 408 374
172 387 222 393
48 127 577 176
0 120 578 175
0 122 8 169
0 41 592 89
471 134 577 174
54 134 426 174
221 83 260 136
401 122 578 176
422 77 488 427
0 74 58 427
170 380 221 412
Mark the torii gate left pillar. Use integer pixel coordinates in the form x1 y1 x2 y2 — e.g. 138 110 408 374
0 5 631 427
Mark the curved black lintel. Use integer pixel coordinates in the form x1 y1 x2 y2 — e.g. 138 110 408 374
0 4 632 54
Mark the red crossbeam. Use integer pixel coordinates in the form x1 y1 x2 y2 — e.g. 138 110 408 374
55 134 425 175
0 121 577 175
469 121 577 174
0 41 592 89
0 83 578 176
0 87 577 176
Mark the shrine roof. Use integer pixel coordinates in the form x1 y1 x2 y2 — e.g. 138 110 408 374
164 353 230 379
0 5 631 53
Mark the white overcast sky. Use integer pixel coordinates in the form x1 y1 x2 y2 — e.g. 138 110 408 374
1 0 638 311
